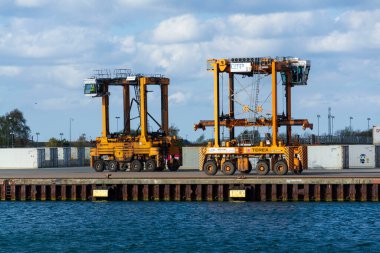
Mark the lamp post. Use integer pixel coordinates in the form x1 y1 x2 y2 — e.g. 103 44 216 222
69 118 74 143
317 114 320 136
36 132 40 147
367 117 371 131
10 132 14 148
60 132 63 141
115 116 120 132
349 116 353 131
332 116 335 136
8 116 12 147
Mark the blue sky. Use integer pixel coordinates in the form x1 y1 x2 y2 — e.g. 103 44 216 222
0 0 379 141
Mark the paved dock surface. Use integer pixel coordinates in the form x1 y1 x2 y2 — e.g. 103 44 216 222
1 167 380 179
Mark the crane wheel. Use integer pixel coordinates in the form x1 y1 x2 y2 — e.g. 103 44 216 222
240 162 252 174
119 163 127 171
168 159 180 171
108 160 119 172
273 160 288 175
221 161 236 175
204 160 218 175
155 167 164 172
256 160 269 175
130 160 143 172
93 160 105 172
145 159 157 172
293 168 303 175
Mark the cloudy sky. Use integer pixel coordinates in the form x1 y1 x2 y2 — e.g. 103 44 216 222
0 0 379 141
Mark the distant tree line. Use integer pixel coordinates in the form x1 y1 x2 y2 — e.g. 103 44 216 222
0 109 30 147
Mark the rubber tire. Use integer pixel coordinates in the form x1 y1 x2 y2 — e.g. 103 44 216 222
256 160 269 175
130 160 143 172
274 160 288 175
204 160 218 176
168 159 180 172
119 163 127 171
221 161 236 175
94 160 105 172
240 162 252 174
293 168 303 175
145 159 157 172
108 160 119 172
155 166 164 172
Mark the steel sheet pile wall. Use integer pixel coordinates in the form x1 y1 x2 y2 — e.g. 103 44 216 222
0 148 38 169
1 178 379 202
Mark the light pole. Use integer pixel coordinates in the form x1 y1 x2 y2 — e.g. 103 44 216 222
349 116 353 131
69 118 74 143
60 133 63 141
367 117 371 131
10 132 14 148
317 114 320 136
36 132 40 147
8 116 12 147
332 116 335 136
115 116 120 132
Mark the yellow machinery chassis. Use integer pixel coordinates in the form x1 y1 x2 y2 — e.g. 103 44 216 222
199 145 308 176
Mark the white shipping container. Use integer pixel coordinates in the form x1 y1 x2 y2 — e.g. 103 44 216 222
349 145 375 168
71 147 78 160
182 147 200 170
57 148 64 160
373 126 380 145
308 145 345 169
44 148 50 160
0 148 38 169
85 147 91 159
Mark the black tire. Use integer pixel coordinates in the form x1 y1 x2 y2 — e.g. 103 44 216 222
119 163 127 171
273 160 288 175
221 161 236 175
204 160 218 175
293 168 303 175
168 159 180 172
155 166 164 172
256 160 269 175
94 160 105 172
130 160 143 172
240 161 252 174
108 160 119 172
145 159 157 172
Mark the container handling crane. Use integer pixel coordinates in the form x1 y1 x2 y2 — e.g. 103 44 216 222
195 57 312 175
84 69 182 172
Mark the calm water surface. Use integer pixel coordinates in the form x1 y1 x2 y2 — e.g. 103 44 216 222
0 202 379 252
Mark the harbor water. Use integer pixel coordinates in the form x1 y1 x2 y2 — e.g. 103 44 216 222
0 202 379 252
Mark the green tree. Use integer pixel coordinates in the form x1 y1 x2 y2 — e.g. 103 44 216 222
168 124 180 137
0 109 31 147
74 134 87 147
46 137 70 147
195 134 205 143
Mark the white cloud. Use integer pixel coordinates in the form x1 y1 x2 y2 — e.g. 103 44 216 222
38 95 89 111
119 36 136 53
15 0 47 7
0 23 100 59
0 66 22 76
152 14 200 43
308 9 380 52
169 91 188 104
227 12 314 38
